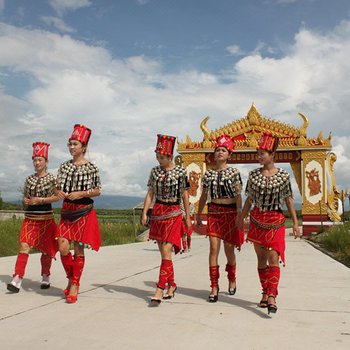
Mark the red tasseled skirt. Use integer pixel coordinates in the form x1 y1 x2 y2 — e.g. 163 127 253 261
207 203 244 250
57 202 101 251
247 207 286 264
19 218 58 258
149 202 183 254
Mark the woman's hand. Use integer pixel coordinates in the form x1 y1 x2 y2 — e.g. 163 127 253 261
56 190 67 200
185 216 192 230
293 222 302 239
66 191 85 201
24 197 43 205
141 213 149 226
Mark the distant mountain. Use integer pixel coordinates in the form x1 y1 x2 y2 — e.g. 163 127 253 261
3 196 302 211
93 195 143 209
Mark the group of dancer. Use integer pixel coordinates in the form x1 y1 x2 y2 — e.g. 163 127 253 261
141 132 300 314
7 128 300 313
7 124 101 304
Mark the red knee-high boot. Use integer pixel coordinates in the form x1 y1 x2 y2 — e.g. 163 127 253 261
209 265 220 289
7 253 29 292
258 266 269 295
225 264 237 295
71 255 85 287
166 260 176 288
66 255 85 303
156 259 171 290
60 252 73 279
209 265 220 302
41 254 52 276
267 265 280 298
14 252 29 278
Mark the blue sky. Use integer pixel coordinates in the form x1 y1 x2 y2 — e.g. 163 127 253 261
0 0 350 207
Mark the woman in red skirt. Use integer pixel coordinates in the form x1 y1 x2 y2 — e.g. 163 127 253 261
7 142 59 293
56 124 101 303
142 134 192 304
197 134 244 302
238 132 300 314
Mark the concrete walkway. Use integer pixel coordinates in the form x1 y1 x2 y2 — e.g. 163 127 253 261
1 232 349 350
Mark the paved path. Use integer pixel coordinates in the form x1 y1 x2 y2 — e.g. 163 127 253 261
1 232 350 349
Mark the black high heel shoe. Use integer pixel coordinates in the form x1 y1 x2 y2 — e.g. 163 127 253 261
150 287 163 305
150 298 162 305
267 296 277 314
228 282 236 295
208 288 219 303
163 286 177 299
259 293 268 308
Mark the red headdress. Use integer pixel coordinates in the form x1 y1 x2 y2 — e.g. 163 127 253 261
32 142 50 160
257 132 279 153
155 134 176 157
215 134 235 152
69 124 92 144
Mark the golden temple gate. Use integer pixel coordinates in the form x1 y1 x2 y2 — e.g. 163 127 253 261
176 104 343 236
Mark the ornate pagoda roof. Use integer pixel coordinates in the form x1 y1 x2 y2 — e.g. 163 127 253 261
178 104 332 152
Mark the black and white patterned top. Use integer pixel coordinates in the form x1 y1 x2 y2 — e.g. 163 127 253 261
147 165 190 202
202 167 242 200
245 168 293 212
24 173 56 198
57 160 101 193
23 173 57 212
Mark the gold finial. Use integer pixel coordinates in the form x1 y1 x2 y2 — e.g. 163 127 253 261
247 103 260 126
201 116 212 148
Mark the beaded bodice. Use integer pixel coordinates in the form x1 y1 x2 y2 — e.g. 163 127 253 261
57 160 101 193
147 165 189 202
24 173 56 198
245 168 293 211
202 167 242 200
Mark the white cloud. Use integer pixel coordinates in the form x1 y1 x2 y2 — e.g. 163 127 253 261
41 16 75 33
226 44 244 56
0 19 350 201
49 0 92 16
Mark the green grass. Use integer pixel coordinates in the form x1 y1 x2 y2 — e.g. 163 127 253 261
0 219 23 257
0 211 146 257
308 221 350 267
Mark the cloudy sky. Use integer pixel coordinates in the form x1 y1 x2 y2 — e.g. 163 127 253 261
0 0 350 204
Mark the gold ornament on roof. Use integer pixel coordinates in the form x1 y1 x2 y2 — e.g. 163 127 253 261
177 104 332 152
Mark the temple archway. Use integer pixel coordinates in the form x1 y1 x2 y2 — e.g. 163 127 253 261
177 104 343 236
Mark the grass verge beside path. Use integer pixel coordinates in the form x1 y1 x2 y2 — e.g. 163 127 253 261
0 211 145 257
307 221 350 268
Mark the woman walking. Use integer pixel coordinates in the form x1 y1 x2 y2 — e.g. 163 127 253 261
56 124 101 303
141 134 191 304
7 142 58 293
196 134 244 302
238 132 300 314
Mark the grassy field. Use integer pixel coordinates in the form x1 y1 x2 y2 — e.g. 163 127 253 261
0 210 145 257
307 221 350 267
2 208 349 268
